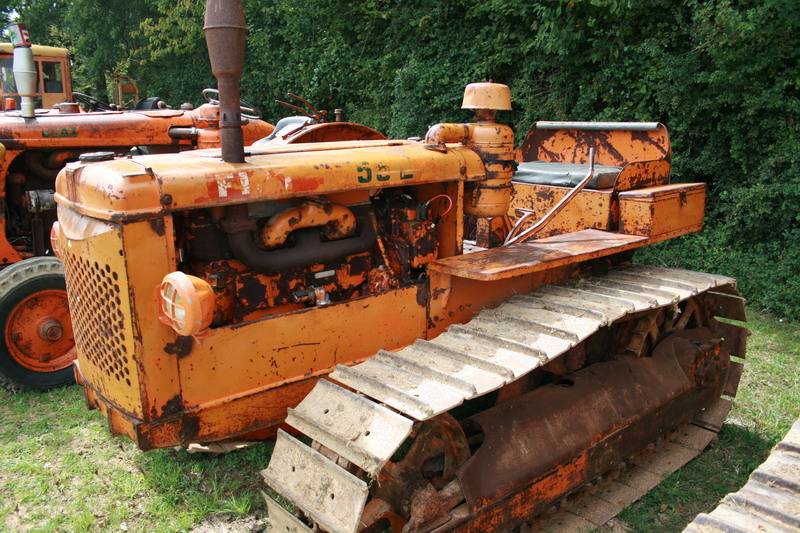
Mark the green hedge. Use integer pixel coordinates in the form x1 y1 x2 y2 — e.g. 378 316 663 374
11 0 800 318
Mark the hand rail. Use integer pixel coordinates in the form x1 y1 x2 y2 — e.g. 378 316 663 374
504 148 595 246
536 121 661 131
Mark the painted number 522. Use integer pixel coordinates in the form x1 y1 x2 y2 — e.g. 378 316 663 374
357 164 413 183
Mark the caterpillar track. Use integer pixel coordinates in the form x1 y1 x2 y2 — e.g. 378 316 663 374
684 418 800 533
261 264 748 533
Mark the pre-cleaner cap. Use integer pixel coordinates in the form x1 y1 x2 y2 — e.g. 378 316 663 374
461 82 512 111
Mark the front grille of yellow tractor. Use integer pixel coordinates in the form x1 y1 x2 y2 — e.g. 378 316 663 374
59 208 141 412
63 254 131 386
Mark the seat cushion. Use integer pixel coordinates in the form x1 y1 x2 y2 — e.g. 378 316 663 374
513 161 622 189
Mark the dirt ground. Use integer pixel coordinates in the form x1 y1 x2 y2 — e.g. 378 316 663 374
190 513 266 533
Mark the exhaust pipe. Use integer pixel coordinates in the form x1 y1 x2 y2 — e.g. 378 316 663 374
204 0 246 163
8 24 36 118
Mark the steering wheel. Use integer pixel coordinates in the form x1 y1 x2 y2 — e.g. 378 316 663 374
71 92 112 112
202 88 261 120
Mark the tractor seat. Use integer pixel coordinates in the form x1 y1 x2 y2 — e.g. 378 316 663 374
254 116 313 144
513 161 622 189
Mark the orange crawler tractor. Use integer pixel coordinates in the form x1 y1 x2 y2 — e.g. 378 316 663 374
0 24 274 391
54 1 748 531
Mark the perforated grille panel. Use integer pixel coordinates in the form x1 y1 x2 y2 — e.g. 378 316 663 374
58 211 140 411
63 255 132 386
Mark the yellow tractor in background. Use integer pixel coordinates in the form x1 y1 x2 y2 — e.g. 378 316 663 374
53 0 749 530
1 27 139 112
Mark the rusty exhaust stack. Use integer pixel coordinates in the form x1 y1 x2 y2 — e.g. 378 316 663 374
204 0 246 163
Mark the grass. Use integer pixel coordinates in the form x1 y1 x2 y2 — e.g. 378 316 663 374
1 309 798 532
0 386 274 532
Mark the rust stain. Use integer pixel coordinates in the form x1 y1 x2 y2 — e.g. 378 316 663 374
164 336 194 358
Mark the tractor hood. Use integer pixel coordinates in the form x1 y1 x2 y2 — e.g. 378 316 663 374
0 108 271 150
0 110 193 150
54 140 486 221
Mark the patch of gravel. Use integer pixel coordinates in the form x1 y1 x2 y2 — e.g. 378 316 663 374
190 513 266 533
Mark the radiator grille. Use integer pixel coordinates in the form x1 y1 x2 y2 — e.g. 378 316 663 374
63 254 132 387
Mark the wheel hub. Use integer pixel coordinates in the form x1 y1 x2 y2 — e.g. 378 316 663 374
38 318 64 342
5 289 75 372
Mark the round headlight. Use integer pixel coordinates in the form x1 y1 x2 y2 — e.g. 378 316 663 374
157 272 215 337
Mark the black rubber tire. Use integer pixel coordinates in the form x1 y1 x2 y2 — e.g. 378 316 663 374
0 257 75 392
134 96 165 110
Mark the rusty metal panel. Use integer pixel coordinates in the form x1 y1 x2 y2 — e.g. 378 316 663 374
717 321 749 359
615 160 672 191
428 229 647 281
517 122 671 169
705 290 748 322
724 361 745 397
692 398 732 433
507 183 614 239
619 183 706 237
0 105 271 151
262 430 369 533
456 338 723 517
178 286 425 410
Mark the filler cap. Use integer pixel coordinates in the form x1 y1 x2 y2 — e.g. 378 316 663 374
79 152 116 162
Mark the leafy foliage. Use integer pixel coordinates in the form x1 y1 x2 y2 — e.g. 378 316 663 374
0 0 797 317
